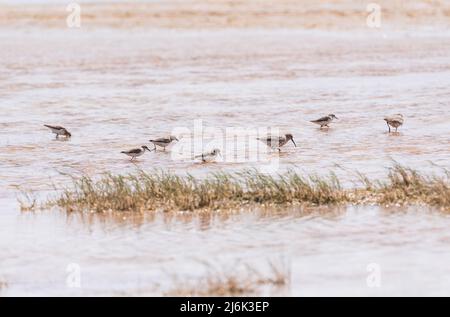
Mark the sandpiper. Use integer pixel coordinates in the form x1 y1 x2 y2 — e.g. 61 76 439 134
121 146 152 161
149 136 179 151
195 148 221 163
257 134 297 152
384 114 404 133
44 124 71 138
310 114 338 129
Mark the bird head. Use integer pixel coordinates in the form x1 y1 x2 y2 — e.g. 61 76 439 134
328 114 338 120
285 134 297 147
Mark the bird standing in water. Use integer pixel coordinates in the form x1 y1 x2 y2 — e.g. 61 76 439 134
257 134 297 152
44 124 72 138
195 148 221 163
310 114 338 129
149 136 179 151
384 114 404 133
121 146 153 161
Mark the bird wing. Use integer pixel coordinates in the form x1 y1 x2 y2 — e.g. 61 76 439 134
44 124 64 130
125 148 141 154
150 137 171 144
311 116 329 123
258 136 279 142
384 116 403 124
195 150 214 159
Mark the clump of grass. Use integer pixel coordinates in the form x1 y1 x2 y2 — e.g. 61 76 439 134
166 260 290 296
37 165 450 213
15 187 37 211
377 164 450 208
52 169 348 213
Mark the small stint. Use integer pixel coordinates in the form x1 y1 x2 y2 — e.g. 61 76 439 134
121 145 153 161
195 148 221 163
149 136 179 151
27 164 450 213
43 124 71 138
257 134 297 152
384 114 404 133
310 114 338 129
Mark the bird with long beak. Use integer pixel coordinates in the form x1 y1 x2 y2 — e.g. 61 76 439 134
149 135 179 151
310 114 338 129
257 134 297 152
44 124 72 139
384 114 404 133
121 146 153 161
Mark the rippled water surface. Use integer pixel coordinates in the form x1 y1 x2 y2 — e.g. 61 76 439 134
1 27 450 296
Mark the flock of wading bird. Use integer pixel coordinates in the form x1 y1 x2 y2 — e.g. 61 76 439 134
44 113 404 162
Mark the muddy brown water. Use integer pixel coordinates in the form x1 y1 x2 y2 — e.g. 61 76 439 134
1 18 450 295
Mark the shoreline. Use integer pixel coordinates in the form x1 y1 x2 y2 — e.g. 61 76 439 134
1 1 449 30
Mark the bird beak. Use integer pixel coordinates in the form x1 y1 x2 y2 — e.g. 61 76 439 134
291 139 297 147
335 116 339 120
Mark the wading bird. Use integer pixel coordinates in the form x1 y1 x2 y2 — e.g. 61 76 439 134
310 114 338 129
257 134 297 152
384 114 404 133
121 146 153 161
195 148 221 163
149 136 179 151
44 124 72 138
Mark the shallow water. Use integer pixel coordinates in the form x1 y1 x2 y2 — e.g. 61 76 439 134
1 26 450 296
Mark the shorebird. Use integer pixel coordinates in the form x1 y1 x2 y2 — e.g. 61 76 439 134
195 148 221 163
384 114 404 133
44 124 71 138
121 146 153 161
257 134 297 152
310 114 338 129
149 136 179 151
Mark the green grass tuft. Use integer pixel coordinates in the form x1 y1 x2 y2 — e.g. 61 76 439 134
28 165 450 213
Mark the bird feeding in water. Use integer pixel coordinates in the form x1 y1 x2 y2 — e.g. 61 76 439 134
121 146 153 161
310 114 338 129
195 148 221 163
44 124 72 139
149 136 179 151
384 114 404 133
257 134 297 152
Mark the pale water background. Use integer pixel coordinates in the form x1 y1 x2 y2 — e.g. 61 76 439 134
1 15 450 296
